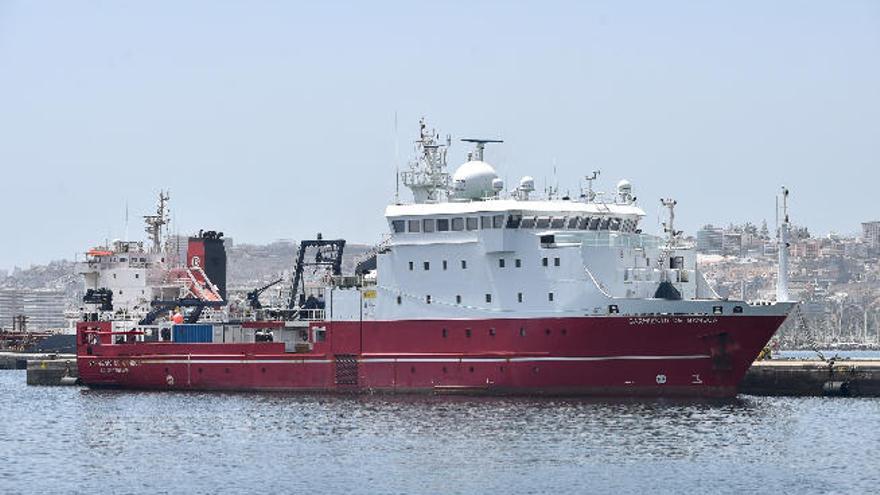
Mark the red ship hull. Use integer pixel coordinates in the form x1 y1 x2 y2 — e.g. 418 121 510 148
76 314 785 397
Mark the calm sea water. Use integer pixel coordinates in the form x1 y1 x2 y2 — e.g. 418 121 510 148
2 371 878 494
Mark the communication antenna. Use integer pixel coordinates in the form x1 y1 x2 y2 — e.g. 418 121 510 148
584 170 600 202
394 111 400 204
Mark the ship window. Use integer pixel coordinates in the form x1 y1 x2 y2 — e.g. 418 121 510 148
493 215 504 228
451 218 464 231
520 216 536 228
520 327 526 337
466 217 479 230
609 218 621 231
506 215 522 228
423 218 436 232
461 260 467 269
485 294 492 303
396 295 402 304
426 295 432 304
579 217 589 230
489 328 496 336
733 306 743 314
408 261 414 271
442 328 447 338
135 274 139 279
567 217 580 229
481 216 492 229
588 217 600 230
424 261 430 271
599 218 610 230
554 257 560 267
443 260 448 270
515 259 521 268
548 292 554 302
542 257 549 267
456 295 461 304
713 306 723 315
498 259 505 268
408 220 421 233
670 256 684 269
517 292 523 303
550 217 565 229
392 220 405 233
437 218 450 231
119 257 127 262
536 217 551 228
466 328 472 338
113 273 116 279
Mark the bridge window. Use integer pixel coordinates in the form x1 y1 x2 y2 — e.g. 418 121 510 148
423 218 435 232
599 218 610 230
498 259 505 268
461 260 467 269
550 217 565 229
520 216 536 228
408 261 414 271
493 215 504 228
437 218 450 231
481 216 492 229
392 220 405 233
588 217 600 230
548 292 554 302
517 292 523 303
515 259 521 268
506 215 522 228
485 294 492 303
567 216 580 229
609 218 621 231
466 217 478 230
456 295 461 304
536 217 550 228
408 220 420 233
579 217 590 230
554 257 560 267
396 296 402 304
442 260 448 270
426 295 432 304
423 261 430 271
452 218 464 231
542 257 548 267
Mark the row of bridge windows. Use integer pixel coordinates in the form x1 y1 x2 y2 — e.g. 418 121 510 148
391 214 637 234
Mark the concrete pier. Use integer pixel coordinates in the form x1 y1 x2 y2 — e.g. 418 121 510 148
0 352 75 370
742 359 880 397
25 356 79 386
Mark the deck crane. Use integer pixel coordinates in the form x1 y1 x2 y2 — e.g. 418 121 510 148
246 278 283 310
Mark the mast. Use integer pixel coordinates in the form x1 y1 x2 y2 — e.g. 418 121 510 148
400 118 451 203
144 191 170 254
776 186 791 302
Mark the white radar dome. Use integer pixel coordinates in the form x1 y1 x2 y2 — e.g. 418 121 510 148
519 176 535 192
451 160 500 200
617 179 634 203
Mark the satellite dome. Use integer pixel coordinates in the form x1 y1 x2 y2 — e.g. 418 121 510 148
451 160 499 200
519 176 535 192
617 179 632 191
617 179 634 203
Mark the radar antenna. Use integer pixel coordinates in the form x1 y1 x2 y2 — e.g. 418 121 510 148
460 138 503 162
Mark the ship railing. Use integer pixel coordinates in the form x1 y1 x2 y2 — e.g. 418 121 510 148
292 308 325 321
557 231 665 249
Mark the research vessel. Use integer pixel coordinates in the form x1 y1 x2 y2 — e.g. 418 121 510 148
76 119 794 396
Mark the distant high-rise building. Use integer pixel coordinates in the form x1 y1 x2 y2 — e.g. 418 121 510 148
862 221 880 254
0 288 65 331
696 225 723 254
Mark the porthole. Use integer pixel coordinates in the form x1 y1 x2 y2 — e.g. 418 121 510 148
489 328 496 336
520 327 526 337
465 328 472 338
442 328 448 338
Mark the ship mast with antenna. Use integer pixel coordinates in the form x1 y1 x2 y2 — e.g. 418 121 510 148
143 191 170 254
400 118 451 203
776 186 791 302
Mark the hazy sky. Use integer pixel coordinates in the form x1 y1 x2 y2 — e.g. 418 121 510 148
1 1 878 270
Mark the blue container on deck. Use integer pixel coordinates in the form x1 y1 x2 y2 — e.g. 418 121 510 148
172 324 213 343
